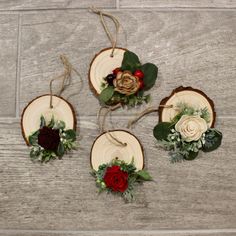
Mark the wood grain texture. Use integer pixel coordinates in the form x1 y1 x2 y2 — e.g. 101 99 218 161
19 11 236 117
1 230 236 236
0 0 116 10
120 0 236 9
0 14 18 116
0 116 235 231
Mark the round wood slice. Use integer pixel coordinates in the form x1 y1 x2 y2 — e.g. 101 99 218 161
159 86 216 127
21 94 76 145
89 47 127 95
90 130 144 171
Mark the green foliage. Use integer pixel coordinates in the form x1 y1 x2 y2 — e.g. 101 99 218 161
155 104 222 163
40 115 46 128
171 103 211 124
184 151 199 160
28 130 39 145
57 142 65 157
121 51 141 73
28 116 77 163
92 158 152 203
104 90 150 107
141 63 158 90
202 129 222 152
153 122 174 141
64 129 76 142
54 120 66 130
47 116 55 128
100 50 158 106
169 152 185 163
136 170 152 181
99 86 114 103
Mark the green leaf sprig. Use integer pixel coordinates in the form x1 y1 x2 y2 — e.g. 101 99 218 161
153 104 222 162
99 50 158 107
28 116 77 163
92 158 152 202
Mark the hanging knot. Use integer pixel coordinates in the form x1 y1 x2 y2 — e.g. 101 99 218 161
89 6 120 57
127 104 174 128
97 103 127 147
49 55 81 109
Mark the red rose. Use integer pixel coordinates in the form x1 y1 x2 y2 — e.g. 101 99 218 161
38 126 60 151
103 165 128 192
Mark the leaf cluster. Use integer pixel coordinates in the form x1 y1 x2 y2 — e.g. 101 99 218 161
92 158 152 202
99 50 158 106
28 116 77 163
153 105 222 162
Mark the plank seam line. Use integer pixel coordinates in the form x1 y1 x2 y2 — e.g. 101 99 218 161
0 115 236 121
116 0 120 9
0 229 236 234
15 13 22 118
0 7 235 12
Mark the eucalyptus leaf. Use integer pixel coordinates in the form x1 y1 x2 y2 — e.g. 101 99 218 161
184 151 199 160
57 142 65 157
99 86 114 103
40 115 46 128
202 129 222 152
121 51 141 72
44 155 51 162
56 121 66 130
64 129 76 142
28 131 39 145
153 122 173 141
30 149 38 158
48 116 55 128
141 63 158 90
136 170 152 181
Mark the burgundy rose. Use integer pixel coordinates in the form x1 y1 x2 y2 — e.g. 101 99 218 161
103 165 128 192
38 126 60 151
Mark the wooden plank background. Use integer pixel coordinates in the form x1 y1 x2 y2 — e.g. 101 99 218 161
0 0 235 235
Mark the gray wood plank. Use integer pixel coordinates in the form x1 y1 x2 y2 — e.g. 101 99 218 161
120 0 236 9
0 116 235 230
0 0 116 10
1 229 236 236
0 14 18 117
19 11 236 117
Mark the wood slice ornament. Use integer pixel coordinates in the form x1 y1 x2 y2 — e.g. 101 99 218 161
153 86 222 162
90 130 144 171
89 7 158 107
89 47 126 95
159 86 216 127
21 55 79 163
128 86 222 162
21 94 76 145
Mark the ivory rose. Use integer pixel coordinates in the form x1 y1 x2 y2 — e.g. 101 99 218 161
175 115 208 142
113 71 140 95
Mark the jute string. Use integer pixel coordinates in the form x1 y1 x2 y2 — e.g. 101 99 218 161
89 6 120 57
97 103 127 147
49 55 81 108
127 105 174 128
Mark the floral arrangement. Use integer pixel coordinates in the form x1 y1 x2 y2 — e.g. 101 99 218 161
28 116 76 162
92 158 152 202
153 103 222 162
99 50 158 107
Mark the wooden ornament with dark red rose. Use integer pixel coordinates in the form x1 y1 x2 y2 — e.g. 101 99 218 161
21 55 79 163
